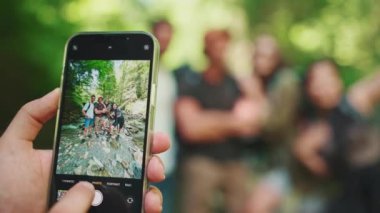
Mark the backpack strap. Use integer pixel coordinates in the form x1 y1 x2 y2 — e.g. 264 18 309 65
85 103 91 113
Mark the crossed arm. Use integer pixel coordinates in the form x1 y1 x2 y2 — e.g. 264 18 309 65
175 96 263 143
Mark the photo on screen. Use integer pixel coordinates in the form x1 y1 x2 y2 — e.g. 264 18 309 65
56 60 150 179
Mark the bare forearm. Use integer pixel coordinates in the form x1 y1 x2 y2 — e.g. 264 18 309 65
367 72 380 106
175 97 256 143
293 127 329 177
178 110 241 142
348 72 380 116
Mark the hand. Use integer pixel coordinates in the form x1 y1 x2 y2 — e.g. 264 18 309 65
293 121 331 177
102 104 107 113
232 98 265 136
0 88 170 213
244 183 282 213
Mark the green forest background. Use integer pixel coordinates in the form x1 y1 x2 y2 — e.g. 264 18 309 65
1 0 379 148
62 60 149 125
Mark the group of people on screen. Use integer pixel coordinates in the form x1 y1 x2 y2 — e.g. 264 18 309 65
81 95 125 141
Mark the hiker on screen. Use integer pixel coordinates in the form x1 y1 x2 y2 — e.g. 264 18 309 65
109 103 125 137
94 96 107 137
81 94 95 140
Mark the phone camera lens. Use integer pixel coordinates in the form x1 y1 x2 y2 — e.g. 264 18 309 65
108 45 112 50
72 45 78 51
144 45 149 50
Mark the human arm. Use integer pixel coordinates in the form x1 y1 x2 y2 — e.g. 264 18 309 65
102 103 107 113
175 96 262 143
292 122 330 177
82 103 88 117
348 71 380 116
94 103 102 115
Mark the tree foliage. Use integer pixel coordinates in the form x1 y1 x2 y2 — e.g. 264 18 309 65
64 60 149 122
117 60 150 109
1 0 379 146
241 0 380 82
66 60 115 107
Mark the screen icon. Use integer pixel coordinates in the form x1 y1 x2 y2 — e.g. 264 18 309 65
126 196 134 204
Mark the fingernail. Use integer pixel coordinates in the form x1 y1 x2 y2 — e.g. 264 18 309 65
157 158 166 180
150 186 163 202
154 156 166 176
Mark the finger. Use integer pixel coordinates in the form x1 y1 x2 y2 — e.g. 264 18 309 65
36 150 53 183
151 132 170 154
147 155 165 182
49 182 95 213
2 88 60 144
144 186 163 213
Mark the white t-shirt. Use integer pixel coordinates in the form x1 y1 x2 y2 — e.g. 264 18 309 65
82 102 95 119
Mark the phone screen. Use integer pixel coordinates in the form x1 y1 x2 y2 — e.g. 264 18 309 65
49 33 157 213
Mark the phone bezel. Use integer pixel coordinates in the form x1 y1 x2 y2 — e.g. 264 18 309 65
48 32 159 212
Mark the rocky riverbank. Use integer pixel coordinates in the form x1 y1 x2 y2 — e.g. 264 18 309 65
56 115 145 179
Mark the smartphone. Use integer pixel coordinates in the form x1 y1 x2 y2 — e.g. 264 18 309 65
48 32 159 212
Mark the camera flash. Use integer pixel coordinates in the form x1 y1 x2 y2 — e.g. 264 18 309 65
144 45 149 50
73 45 78 51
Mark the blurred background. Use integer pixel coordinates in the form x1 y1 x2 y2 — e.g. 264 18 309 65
1 0 380 212
1 0 380 146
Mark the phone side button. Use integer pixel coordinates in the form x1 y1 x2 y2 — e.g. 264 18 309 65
91 190 103 207
149 105 155 130
150 83 156 106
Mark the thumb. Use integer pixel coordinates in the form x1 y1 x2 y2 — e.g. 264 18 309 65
49 182 95 213
2 88 60 145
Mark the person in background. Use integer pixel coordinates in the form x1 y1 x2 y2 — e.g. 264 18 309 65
175 29 263 213
81 94 96 141
151 19 178 213
242 35 300 213
293 59 380 213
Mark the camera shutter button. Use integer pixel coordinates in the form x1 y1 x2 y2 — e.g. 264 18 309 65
91 190 103 206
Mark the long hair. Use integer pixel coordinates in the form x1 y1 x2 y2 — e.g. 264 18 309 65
299 58 340 121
